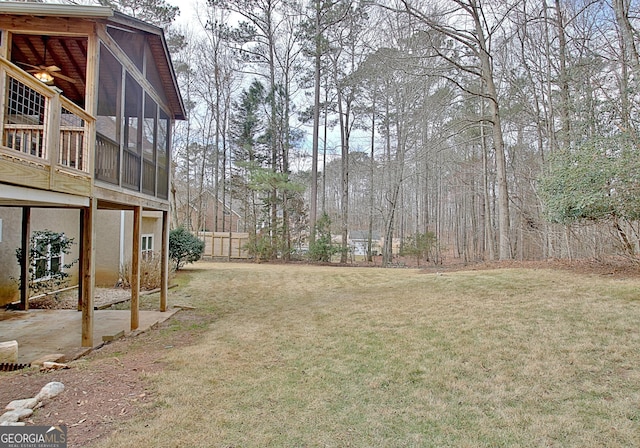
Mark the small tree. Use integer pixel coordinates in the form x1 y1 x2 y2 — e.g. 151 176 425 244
308 213 340 262
245 229 274 262
400 232 437 267
169 227 205 270
15 230 77 294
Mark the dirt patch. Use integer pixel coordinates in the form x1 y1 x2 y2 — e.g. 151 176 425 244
0 345 162 446
0 309 209 448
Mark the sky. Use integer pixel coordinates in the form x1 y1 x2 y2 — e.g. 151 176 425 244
169 0 199 28
165 0 373 169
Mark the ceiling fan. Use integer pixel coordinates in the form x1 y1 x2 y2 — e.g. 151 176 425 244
19 36 77 85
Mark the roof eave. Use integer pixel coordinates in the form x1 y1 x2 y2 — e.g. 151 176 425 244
0 2 186 120
109 12 186 120
0 2 114 19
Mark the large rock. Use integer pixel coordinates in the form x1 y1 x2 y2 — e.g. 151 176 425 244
0 408 32 424
5 397 39 411
0 341 18 363
30 353 65 367
40 361 69 371
35 382 65 400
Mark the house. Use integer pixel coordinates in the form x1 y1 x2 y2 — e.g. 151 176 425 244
203 196 243 233
0 3 185 347
177 194 244 233
349 230 382 257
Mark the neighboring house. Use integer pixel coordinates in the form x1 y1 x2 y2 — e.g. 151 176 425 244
0 3 185 347
204 196 243 233
181 194 244 233
349 230 382 256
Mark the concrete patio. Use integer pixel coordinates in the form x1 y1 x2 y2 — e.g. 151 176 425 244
0 307 180 364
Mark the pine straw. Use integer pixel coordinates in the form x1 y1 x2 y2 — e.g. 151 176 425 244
94 262 640 447
26 287 131 310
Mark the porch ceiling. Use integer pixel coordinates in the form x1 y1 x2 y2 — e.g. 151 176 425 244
10 34 87 108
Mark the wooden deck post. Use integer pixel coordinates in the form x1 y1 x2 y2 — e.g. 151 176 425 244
78 208 84 311
131 206 141 330
19 207 31 311
160 210 169 312
81 198 96 347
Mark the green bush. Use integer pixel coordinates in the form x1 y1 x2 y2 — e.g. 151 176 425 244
309 213 340 262
169 227 205 270
400 232 437 267
245 231 276 262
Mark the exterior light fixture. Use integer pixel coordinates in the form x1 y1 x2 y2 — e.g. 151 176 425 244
34 71 54 84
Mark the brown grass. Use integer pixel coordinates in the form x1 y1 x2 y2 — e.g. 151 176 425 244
93 262 640 447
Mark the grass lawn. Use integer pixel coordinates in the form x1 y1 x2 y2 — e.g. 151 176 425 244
96 262 640 447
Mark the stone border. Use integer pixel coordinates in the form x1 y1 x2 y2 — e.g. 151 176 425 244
0 382 65 426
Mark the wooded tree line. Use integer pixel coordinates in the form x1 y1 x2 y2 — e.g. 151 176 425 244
102 0 640 265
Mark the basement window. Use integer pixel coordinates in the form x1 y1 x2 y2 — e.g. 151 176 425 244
33 235 64 282
142 234 154 260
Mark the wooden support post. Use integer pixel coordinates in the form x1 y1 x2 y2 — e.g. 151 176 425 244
131 206 141 330
81 198 96 347
160 210 169 312
77 208 84 311
19 207 31 311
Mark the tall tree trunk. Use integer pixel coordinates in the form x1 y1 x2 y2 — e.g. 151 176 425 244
282 75 292 261
613 0 640 77
309 0 322 245
382 109 406 267
322 81 329 214
613 0 638 131
554 0 571 149
480 98 496 261
473 4 511 259
367 93 376 263
337 87 350 264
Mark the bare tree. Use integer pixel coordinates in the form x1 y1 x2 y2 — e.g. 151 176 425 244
388 0 514 259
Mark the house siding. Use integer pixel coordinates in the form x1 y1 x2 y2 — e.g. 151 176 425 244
0 207 80 306
95 210 162 287
0 207 163 303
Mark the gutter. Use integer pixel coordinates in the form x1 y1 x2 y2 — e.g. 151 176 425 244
0 2 113 19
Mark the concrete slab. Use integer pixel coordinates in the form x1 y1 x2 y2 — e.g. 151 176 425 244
0 308 180 364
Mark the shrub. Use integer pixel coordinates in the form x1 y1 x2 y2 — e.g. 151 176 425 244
245 231 275 262
119 253 172 290
309 213 340 262
169 227 205 270
399 232 437 267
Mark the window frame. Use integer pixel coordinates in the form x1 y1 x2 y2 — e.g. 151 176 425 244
32 235 64 282
141 233 154 260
